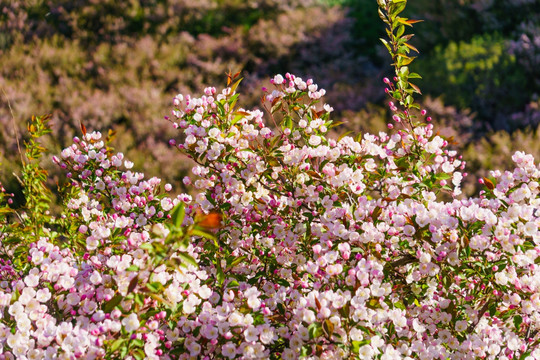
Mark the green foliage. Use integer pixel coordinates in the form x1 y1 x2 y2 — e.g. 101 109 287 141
405 0 540 49
378 0 423 128
416 33 529 129
0 114 56 272
21 115 54 236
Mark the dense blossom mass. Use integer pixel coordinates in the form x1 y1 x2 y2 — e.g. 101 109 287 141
1 69 539 359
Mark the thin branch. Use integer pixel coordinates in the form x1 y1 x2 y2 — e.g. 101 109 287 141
467 298 493 333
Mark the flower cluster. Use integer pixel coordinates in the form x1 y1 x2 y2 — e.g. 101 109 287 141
162 72 540 359
1 69 540 359
0 130 191 359
53 131 177 250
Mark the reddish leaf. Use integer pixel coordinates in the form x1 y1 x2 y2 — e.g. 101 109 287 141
127 275 138 294
483 177 495 190
404 42 420 53
197 210 223 230
409 82 422 95
315 297 322 310
322 319 334 338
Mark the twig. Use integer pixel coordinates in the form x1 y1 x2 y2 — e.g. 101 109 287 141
467 298 493 333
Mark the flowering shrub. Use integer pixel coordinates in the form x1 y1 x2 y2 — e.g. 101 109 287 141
1 0 540 359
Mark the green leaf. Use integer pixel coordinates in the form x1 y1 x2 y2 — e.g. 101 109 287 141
380 38 392 52
283 116 293 130
103 294 123 313
146 282 163 293
139 243 153 251
170 347 186 355
228 93 240 110
215 100 226 117
177 252 198 268
337 131 353 143
231 113 244 125
308 323 324 339
216 260 225 286
399 66 409 77
396 24 405 38
133 349 145 360
228 255 247 268
120 344 128 358
191 227 217 243
131 339 144 347
436 173 452 180
277 278 290 287
170 202 185 229
328 121 344 129
351 339 370 353
401 56 415 66
394 301 406 310
351 340 361 353
134 293 144 306
126 265 139 272
11 287 21 303
489 302 497 316
109 338 125 352
229 78 243 96
514 315 523 330
405 95 414 105
390 1 407 19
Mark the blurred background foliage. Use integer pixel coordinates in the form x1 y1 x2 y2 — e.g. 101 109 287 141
0 0 539 202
